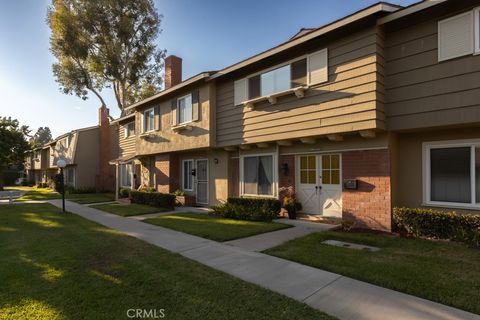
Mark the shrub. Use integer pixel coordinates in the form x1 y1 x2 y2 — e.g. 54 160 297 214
119 188 130 198
52 174 63 192
393 207 480 247
211 197 281 222
130 190 175 210
172 189 186 196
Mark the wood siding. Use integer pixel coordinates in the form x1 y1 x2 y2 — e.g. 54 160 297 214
118 123 136 156
215 26 385 147
384 5 480 131
135 83 213 155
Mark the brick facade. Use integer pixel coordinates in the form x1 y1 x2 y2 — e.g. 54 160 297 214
95 106 115 191
278 154 295 193
154 154 179 193
342 149 392 231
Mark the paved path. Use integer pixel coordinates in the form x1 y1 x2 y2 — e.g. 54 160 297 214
48 200 479 320
224 219 336 252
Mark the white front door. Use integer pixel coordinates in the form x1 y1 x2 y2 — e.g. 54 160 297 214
296 154 342 217
195 159 208 204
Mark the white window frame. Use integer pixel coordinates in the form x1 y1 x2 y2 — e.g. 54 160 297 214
143 108 155 133
64 167 76 187
235 48 328 106
124 122 135 138
182 159 194 191
120 163 134 189
423 139 480 209
177 93 193 125
475 7 480 54
239 153 278 198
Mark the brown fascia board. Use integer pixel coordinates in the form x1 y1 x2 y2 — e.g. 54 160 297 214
111 113 135 124
377 0 446 25
124 72 213 111
210 2 402 80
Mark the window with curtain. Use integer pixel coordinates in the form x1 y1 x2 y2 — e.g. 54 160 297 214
143 108 154 132
178 94 192 124
121 163 133 188
426 143 480 206
124 122 135 138
64 167 75 186
242 155 274 196
183 160 193 191
260 65 291 97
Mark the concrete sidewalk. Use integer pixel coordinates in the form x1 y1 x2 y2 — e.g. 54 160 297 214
224 219 336 252
48 200 479 320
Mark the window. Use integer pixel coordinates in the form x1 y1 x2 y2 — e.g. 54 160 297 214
64 167 75 187
233 48 327 105
241 155 275 196
120 163 133 188
322 154 340 185
300 156 316 184
124 122 135 138
424 140 480 207
182 160 193 191
143 108 155 132
438 10 474 61
178 94 192 124
260 64 291 97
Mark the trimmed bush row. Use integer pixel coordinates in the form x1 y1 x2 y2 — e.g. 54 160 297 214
393 207 480 247
212 197 281 222
130 190 175 210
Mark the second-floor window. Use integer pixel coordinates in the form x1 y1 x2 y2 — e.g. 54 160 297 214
143 108 155 132
124 122 135 138
178 94 193 124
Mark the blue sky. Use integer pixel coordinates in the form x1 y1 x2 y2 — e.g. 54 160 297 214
0 0 417 137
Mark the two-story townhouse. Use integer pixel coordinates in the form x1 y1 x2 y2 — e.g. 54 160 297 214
119 56 229 205
381 0 480 214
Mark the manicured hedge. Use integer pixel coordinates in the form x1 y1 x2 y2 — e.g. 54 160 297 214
393 207 480 247
130 190 175 210
211 197 281 222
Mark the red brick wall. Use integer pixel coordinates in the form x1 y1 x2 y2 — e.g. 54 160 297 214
342 149 392 231
95 106 115 191
154 154 179 193
164 55 182 89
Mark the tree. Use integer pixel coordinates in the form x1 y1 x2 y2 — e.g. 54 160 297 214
30 127 52 147
0 117 30 190
47 0 166 114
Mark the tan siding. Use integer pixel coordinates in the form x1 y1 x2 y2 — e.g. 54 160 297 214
216 27 384 147
118 124 136 156
385 7 480 131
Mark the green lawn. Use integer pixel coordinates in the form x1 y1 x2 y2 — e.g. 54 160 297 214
90 203 167 217
144 212 291 242
13 187 114 204
265 231 480 314
0 204 333 320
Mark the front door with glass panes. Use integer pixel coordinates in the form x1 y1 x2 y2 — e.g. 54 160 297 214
297 154 342 217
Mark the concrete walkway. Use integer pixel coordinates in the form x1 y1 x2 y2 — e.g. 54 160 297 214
224 219 336 252
47 200 479 320
128 206 211 220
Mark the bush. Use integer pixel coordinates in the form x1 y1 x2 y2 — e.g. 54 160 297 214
211 197 281 222
52 174 63 192
172 189 186 196
393 207 480 247
119 188 130 198
130 190 175 210
35 183 49 188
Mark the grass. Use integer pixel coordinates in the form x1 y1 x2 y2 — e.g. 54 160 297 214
90 203 167 217
144 212 291 242
0 204 333 320
12 187 114 204
265 231 480 314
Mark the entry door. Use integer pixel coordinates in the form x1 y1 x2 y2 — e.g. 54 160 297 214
195 159 208 204
319 154 342 217
297 154 342 217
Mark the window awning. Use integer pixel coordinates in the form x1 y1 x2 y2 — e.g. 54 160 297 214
109 154 137 165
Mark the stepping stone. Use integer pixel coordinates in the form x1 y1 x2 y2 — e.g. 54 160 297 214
322 239 380 251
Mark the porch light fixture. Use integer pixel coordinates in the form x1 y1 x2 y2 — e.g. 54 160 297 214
281 163 289 174
56 159 67 213
214 158 219 164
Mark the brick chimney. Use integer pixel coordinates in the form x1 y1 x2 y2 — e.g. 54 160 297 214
165 55 182 89
95 106 115 191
